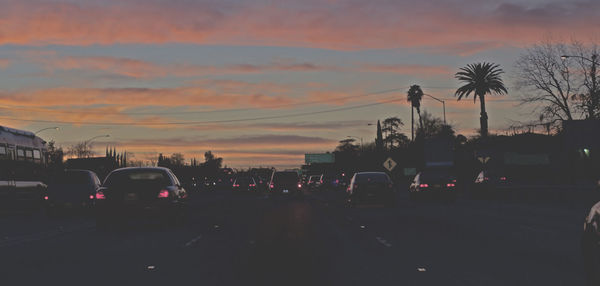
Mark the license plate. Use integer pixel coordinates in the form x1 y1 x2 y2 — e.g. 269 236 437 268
125 193 138 200
434 184 441 188
283 189 289 193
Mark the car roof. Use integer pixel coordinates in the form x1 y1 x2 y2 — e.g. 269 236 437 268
355 172 387 176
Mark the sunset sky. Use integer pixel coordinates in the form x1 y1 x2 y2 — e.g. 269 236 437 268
0 0 598 168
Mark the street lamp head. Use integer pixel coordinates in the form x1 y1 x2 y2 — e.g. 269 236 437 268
560 55 569 60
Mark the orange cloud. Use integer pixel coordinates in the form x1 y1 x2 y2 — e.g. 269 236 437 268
0 86 295 108
1 1 598 53
33 56 339 78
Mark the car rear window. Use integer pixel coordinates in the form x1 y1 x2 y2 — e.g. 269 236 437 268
273 172 298 183
52 171 91 185
104 169 172 187
421 169 454 181
355 173 390 183
235 177 253 184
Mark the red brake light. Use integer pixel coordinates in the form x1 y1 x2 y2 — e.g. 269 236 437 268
297 183 302 188
270 183 274 189
158 189 169 198
419 184 429 188
500 177 507 181
95 191 105 200
233 184 239 187
44 195 49 200
249 184 256 187
89 195 94 200
446 183 456 187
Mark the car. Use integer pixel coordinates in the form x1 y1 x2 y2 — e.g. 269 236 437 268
232 177 258 192
319 173 341 191
582 200 600 285
44 169 101 216
95 167 188 229
409 169 457 201
307 175 321 191
472 169 509 198
268 171 302 195
346 172 395 207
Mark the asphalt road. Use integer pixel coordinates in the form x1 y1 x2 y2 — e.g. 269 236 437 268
0 188 591 286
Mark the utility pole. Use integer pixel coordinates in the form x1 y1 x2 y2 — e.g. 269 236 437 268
591 54 597 118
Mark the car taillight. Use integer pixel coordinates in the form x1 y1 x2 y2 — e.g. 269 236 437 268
249 184 256 187
452 179 457 183
335 179 339 184
158 190 169 198
419 184 429 188
297 183 302 188
484 177 490 181
89 195 94 200
446 183 456 187
44 195 49 200
500 177 507 181
270 183 274 189
233 184 239 187
95 191 105 200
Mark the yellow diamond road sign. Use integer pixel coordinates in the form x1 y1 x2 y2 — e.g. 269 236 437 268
384 157 397 171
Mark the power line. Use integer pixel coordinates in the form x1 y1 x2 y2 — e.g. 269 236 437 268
0 97 403 126
0 88 404 116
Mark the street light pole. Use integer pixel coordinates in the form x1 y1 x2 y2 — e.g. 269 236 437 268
84 134 110 145
34 127 59 135
423 93 446 124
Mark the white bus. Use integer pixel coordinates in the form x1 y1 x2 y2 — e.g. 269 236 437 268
0 126 48 209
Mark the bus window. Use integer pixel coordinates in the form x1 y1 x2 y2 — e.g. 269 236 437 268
33 150 41 160
25 149 33 159
16 148 24 159
0 145 6 156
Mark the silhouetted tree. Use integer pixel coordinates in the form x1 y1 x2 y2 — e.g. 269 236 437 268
417 111 456 139
382 117 405 149
66 142 94 158
455 62 508 137
407 84 424 140
335 138 359 153
170 153 185 166
376 120 384 152
46 140 64 166
516 40 599 122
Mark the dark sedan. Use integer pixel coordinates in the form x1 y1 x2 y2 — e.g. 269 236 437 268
472 169 509 198
346 172 395 207
409 169 457 201
95 167 188 229
232 177 258 192
44 169 101 215
268 171 302 195
582 201 600 285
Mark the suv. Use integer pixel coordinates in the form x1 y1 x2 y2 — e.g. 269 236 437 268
269 171 302 195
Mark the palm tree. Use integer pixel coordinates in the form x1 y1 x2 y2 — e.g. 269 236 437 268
407 85 424 141
455 62 507 137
